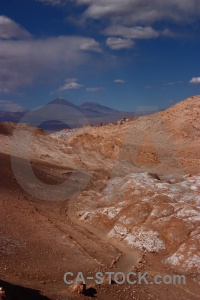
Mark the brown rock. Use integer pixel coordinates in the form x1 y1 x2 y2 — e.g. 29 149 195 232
69 282 86 294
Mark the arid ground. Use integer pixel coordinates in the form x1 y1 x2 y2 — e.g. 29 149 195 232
0 95 199 299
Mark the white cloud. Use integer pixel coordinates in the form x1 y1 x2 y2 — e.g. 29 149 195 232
114 79 125 83
39 0 200 25
75 0 200 48
0 15 31 40
0 32 101 93
58 78 83 91
189 77 200 84
86 87 104 92
0 15 101 94
106 37 134 50
80 38 102 52
77 0 200 24
104 26 159 39
36 1 200 55
0 100 25 112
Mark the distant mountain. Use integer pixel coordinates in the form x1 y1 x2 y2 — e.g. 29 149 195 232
49 97 81 110
0 98 135 131
79 102 118 113
79 101 134 126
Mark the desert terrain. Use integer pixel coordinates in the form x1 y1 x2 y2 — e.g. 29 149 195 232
0 95 199 299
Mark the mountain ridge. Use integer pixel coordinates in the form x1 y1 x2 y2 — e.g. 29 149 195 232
0 98 135 130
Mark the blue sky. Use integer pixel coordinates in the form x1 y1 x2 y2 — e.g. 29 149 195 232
0 0 200 112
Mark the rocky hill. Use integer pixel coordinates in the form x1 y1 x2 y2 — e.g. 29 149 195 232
0 95 199 300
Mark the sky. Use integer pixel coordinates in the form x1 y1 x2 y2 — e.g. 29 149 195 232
0 0 200 112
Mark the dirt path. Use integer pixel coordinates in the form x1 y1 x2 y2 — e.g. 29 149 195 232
67 193 141 277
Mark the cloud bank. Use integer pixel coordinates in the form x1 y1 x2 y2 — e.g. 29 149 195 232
0 16 101 93
76 0 200 24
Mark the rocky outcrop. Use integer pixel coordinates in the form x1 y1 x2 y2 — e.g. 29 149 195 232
75 172 200 272
69 282 86 294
